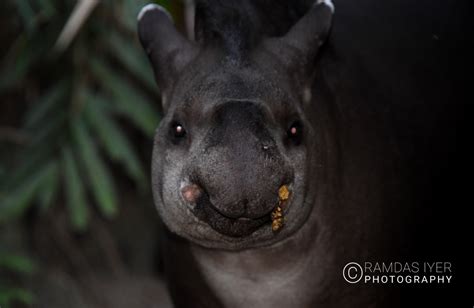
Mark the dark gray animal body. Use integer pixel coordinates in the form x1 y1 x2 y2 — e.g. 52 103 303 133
138 0 466 306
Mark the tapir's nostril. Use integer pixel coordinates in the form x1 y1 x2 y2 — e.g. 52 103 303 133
181 184 202 203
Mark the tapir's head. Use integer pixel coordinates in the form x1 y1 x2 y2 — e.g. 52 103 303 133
138 1 333 249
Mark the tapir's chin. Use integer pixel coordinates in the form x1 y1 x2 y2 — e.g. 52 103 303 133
191 193 272 237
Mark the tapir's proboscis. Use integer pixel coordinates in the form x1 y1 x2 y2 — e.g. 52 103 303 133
137 0 463 307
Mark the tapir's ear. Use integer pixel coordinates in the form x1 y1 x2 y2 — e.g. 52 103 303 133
137 4 197 99
265 0 334 83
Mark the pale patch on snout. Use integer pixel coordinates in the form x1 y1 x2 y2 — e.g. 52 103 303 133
179 180 201 210
181 183 203 203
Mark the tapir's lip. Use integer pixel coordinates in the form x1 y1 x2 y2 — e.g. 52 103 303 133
190 191 272 238
206 198 272 221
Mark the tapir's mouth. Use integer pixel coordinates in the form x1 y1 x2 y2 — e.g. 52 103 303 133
191 192 272 237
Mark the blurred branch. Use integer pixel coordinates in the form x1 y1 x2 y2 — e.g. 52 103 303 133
92 218 126 277
55 0 99 52
184 0 195 41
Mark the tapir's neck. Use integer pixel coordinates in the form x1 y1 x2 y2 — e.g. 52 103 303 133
191 223 316 280
189 203 331 308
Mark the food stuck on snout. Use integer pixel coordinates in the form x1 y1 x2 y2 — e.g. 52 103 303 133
272 185 290 232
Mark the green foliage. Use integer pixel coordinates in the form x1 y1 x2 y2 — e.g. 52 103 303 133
0 0 163 230
62 146 89 230
0 287 34 308
0 252 36 275
0 252 36 308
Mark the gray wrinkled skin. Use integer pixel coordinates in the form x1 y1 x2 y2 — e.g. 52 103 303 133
152 57 314 250
138 0 404 307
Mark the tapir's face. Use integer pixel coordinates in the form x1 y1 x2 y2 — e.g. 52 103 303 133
138 2 333 249
151 54 317 249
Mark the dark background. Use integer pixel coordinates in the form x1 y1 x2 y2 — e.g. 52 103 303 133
340 0 470 304
327 0 470 304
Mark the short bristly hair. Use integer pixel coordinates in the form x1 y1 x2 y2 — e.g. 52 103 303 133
194 0 314 62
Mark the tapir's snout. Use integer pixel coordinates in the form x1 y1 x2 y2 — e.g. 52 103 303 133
181 101 294 237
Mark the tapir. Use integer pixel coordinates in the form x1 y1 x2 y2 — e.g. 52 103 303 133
137 0 463 306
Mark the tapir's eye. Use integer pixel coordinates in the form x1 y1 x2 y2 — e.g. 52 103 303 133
170 121 187 140
287 121 303 145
